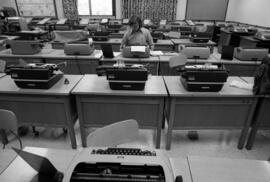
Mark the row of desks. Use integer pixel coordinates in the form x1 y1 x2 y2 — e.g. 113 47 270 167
0 74 265 150
0 47 262 76
1 146 269 182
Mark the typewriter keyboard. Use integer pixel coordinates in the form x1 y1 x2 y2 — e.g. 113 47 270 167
91 148 156 156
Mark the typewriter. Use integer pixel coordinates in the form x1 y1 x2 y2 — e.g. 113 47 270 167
8 63 63 89
96 64 148 90
92 31 110 41
122 46 150 58
64 147 177 182
234 47 268 61
190 32 211 43
180 64 228 92
179 46 210 59
254 31 270 41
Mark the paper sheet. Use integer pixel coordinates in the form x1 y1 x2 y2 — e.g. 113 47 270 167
131 46 146 52
230 80 253 90
150 51 163 56
56 18 67 24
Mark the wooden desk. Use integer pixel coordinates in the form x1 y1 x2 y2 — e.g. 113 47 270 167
0 75 83 149
212 52 261 76
154 40 174 51
163 76 258 150
188 156 270 182
171 39 216 53
72 75 167 148
101 54 160 75
159 54 219 75
0 147 77 182
246 96 270 150
45 49 102 74
0 48 103 74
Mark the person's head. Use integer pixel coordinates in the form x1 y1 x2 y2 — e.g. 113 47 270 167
128 15 142 32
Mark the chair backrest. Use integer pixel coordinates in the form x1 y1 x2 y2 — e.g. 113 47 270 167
87 119 139 147
0 109 18 131
169 54 187 68
0 59 6 73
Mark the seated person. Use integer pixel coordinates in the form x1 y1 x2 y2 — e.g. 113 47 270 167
120 16 154 51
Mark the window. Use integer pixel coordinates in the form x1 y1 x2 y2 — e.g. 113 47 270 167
77 0 115 16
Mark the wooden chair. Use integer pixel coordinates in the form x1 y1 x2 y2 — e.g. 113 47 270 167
87 119 139 147
0 109 22 149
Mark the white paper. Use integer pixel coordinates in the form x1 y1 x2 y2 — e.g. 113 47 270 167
113 52 121 57
101 19 108 23
131 46 146 52
144 19 150 25
57 18 67 24
230 80 253 90
160 20 167 25
150 51 163 56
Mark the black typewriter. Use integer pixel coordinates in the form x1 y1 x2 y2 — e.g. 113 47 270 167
180 64 228 92
91 147 156 156
8 63 63 89
92 31 110 41
190 32 211 43
96 64 148 90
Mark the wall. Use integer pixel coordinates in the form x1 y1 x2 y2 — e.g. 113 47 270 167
226 0 270 27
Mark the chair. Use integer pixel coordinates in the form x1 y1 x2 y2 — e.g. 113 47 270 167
0 109 22 149
87 119 139 147
0 59 6 73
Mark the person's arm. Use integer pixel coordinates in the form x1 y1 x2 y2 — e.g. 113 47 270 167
120 31 129 51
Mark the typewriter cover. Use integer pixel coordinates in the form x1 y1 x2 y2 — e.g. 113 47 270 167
234 47 268 61
10 40 42 55
64 42 94 55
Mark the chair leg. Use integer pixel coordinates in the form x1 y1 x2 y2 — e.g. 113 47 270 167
32 126 39 136
0 129 8 148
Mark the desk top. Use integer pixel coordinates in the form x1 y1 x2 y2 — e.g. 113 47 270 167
159 54 219 63
102 54 160 62
0 147 77 182
171 39 216 46
212 52 262 65
188 156 270 182
0 75 83 96
46 49 103 60
155 39 174 46
72 74 167 96
163 76 254 97
0 48 55 58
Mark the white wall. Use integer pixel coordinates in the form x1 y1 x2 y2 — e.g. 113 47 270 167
226 0 270 27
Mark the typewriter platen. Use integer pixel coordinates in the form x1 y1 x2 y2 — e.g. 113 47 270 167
64 147 177 182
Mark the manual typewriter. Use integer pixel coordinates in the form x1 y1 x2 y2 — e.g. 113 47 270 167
96 64 148 90
64 147 178 182
122 46 150 58
254 31 270 41
179 63 228 92
8 63 63 89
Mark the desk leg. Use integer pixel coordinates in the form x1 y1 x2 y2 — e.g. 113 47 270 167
246 98 265 150
238 98 257 149
64 100 77 149
76 96 87 147
156 98 164 149
166 99 175 150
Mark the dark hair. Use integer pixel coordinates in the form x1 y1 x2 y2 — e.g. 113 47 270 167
128 15 142 29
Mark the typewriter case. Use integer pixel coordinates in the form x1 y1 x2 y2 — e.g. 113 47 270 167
180 64 228 92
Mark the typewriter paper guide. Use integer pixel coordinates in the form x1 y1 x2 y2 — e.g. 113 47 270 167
63 147 175 182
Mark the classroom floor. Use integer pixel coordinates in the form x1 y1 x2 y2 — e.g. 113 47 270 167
1 119 269 163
